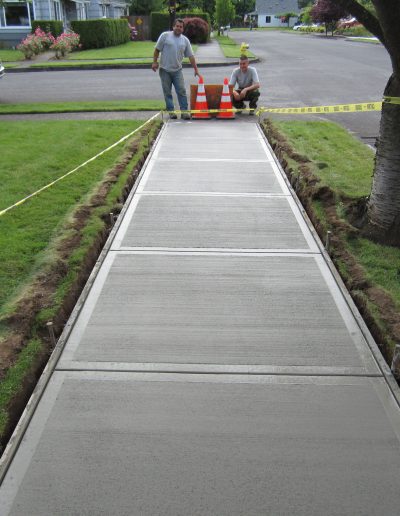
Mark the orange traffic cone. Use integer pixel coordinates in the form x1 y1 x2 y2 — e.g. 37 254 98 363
217 77 235 119
192 76 211 119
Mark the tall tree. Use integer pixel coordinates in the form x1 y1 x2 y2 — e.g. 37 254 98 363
311 0 347 35
215 0 235 29
129 0 164 15
334 0 400 245
233 0 256 19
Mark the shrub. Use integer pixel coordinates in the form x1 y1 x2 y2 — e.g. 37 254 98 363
150 12 170 42
51 31 80 58
183 17 209 44
71 19 130 49
336 26 372 37
150 11 211 41
32 20 63 38
17 27 55 59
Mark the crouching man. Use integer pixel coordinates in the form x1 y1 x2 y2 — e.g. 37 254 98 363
229 55 260 115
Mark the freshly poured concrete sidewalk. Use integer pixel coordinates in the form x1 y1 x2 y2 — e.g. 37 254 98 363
1 119 400 515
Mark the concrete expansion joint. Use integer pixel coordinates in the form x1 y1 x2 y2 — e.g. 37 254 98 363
55 367 383 379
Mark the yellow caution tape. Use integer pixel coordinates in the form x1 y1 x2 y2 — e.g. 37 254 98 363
0 113 161 218
258 102 382 114
169 101 383 117
383 96 400 105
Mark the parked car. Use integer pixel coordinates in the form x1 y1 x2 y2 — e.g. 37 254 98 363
0 60 5 80
293 23 319 30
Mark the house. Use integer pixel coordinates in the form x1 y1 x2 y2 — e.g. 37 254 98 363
0 0 129 48
252 0 300 28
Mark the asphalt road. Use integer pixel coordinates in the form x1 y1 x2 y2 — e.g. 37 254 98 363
1 31 392 143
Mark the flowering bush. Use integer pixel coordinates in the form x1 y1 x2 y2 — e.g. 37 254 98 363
17 27 55 59
33 27 56 48
17 35 42 59
50 31 80 59
17 27 54 59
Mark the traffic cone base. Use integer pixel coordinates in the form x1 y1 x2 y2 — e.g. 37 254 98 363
217 78 235 119
192 76 211 119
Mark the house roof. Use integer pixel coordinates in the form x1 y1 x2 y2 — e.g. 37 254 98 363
255 0 300 14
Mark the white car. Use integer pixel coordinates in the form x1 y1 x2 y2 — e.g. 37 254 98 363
292 22 303 30
0 60 5 79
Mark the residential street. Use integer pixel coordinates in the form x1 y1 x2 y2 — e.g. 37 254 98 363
1 31 391 144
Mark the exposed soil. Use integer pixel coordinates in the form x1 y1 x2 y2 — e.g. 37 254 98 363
261 118 400 367
0 122 161 454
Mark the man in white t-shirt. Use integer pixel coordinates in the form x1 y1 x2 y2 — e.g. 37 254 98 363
152 18 200 119
229 55 260 115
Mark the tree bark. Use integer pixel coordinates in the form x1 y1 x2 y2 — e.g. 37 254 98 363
335 0 400 244
367 74 400 244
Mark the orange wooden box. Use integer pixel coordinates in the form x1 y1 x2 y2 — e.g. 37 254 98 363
190 84 234 116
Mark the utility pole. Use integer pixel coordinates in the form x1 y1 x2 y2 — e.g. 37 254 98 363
169 0 176 30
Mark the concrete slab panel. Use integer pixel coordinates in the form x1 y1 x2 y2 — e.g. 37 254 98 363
155 138 268 160
58 253 378 374
2 372 400 516
162 120 262 141
112 195 314 251
137 159 288 195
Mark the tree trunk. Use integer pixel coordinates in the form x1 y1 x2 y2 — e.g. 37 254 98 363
367 73 400 245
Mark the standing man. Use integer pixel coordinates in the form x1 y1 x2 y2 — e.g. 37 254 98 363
229 55 260 115
152 18 200 120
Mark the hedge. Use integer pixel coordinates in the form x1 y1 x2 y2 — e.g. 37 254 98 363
70 19 130 49
31 20 63 37
150 12 211 41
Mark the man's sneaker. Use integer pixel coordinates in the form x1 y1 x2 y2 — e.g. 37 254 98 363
249 105 257 115
181 113 191 120
169 112 178 120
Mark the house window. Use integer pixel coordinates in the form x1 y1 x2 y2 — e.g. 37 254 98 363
76 2 86 20
101 4 109 18
265 16 271 23
52 0 62 21
0 2 33 27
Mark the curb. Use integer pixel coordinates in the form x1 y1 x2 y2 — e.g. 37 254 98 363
5 57 260 73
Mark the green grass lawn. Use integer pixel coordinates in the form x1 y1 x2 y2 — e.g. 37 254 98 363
0 49 25 62
0 100 164 114
31 59 153 67
0 120 143 312
272 120 374 197
68 41 197 60
214 35 255 58
69 41 155 59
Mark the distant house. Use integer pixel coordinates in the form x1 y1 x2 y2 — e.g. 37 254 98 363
0 0 129 47
252 0 300 28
